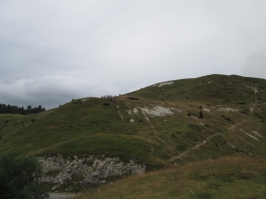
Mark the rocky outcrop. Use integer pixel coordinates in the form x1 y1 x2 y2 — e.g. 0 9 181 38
39 154 146 190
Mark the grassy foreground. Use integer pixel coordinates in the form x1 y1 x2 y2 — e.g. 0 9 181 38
74 156 266 199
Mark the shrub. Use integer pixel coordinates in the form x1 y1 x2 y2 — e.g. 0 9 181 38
198 111 203 118
31 119 37 122
0 150 49 199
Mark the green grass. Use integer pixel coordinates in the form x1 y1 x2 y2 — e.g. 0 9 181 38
73 156 266 199
127 74 266 104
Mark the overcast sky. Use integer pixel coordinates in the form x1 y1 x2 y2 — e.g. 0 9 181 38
1 0 266 109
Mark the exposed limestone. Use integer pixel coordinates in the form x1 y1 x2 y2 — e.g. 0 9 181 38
39 154 146 190
203 108 211 112
246 133 260 141
145 116 150 122
128 106 182 118
218 107 238 112
153 81 174 87
158 81 174 87
252 131 264 138
127 108 139 115
140 105 177 116
246 86 259 94
81 98 88 102
170 107 182 113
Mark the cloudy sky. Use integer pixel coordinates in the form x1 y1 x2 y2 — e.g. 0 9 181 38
1 0 266 109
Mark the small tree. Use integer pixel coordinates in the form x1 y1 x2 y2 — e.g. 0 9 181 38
198 111 204 118
0 151 49 199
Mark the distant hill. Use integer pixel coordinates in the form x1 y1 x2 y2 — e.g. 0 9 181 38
0 74 266 197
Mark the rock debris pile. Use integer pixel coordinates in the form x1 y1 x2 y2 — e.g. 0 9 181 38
39 154 146 190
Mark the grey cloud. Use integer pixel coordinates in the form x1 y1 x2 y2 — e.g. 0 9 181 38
0 75 120 109
242 53 266 78
0 1 266 109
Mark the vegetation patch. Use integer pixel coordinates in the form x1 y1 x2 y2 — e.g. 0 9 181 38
126 97 140 100
187 124 202 131
39 135 154 162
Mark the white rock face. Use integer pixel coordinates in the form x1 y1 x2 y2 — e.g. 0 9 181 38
218 107 238 112
139 105 180 116
153 81 174 87
39 154 146 190
203 108 211 112
158 81 174 87
128 106 182 118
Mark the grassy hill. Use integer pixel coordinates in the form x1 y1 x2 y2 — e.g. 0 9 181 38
1 74 266 198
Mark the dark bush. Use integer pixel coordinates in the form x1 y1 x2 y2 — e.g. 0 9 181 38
0 151 49 199
176 144 186 152
198 111 204 118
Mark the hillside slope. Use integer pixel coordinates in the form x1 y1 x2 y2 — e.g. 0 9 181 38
0 74 266 195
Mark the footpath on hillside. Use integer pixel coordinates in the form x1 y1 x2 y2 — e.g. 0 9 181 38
49 193 76 199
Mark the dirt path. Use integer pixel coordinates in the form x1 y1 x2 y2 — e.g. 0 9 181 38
169 133 221 162
49 193 76 199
